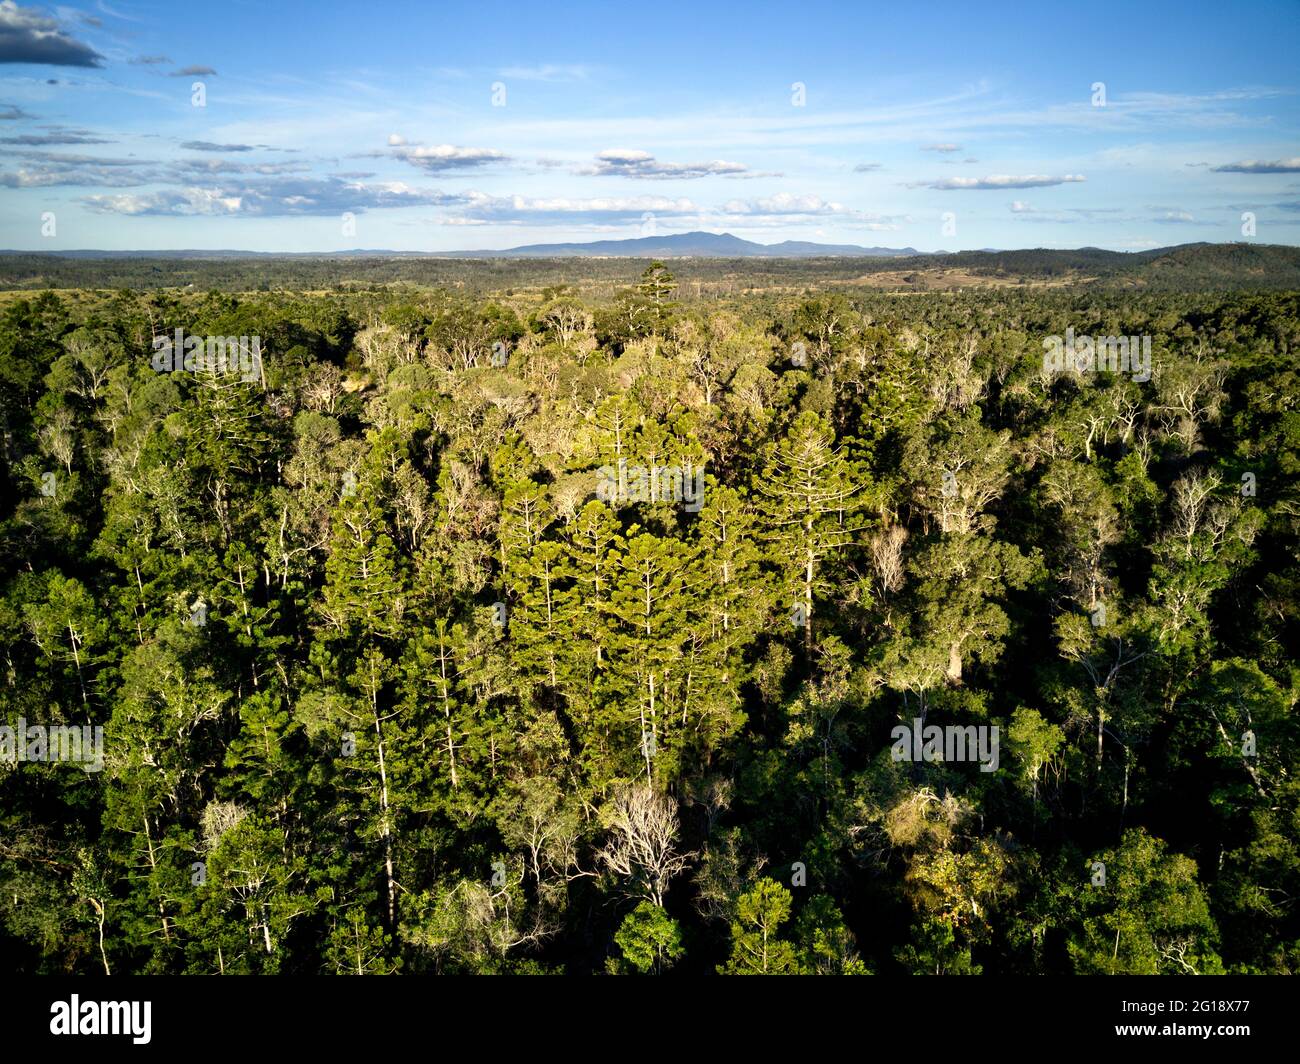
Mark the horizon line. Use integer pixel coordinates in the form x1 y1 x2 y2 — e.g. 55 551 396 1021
1 239 1292 258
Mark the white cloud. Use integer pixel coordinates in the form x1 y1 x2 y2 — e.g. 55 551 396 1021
393 143 506 172
1212 158 1300 174
919 174 1086 190
580 148 749 179
83 177 472 216
84 188 243 215
497 64 592 82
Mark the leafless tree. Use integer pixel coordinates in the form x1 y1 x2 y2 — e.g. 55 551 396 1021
302 363 346 414
869 523 908 599
39 407 77 474
598 784 694 907
201 800 248 851
539 299 592 348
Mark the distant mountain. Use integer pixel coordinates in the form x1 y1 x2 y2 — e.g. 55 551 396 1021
1 234 921 259
433 231 921 258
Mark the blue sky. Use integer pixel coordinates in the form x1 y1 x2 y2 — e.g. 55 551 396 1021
1 0 1298 252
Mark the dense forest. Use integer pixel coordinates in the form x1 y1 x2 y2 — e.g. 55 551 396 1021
2 259 1298 975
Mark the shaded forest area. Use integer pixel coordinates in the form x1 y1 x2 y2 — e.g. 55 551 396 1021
2 262 1298 975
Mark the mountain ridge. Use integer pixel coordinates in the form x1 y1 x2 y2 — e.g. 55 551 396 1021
0 231 924 259
431 231 925 258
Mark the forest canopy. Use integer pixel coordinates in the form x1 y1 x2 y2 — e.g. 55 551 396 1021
1 260 1298 975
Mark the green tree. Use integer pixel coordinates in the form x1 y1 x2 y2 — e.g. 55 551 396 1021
613 901 685 974
719 879 802 975
1068 829 1224 974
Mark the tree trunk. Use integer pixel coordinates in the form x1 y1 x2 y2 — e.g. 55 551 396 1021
142 812 172 942
437 641 458 789
89 897 109 974
947 641 963 684
370 660 397 927
803 545 814 653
